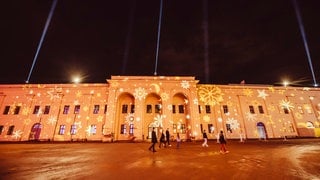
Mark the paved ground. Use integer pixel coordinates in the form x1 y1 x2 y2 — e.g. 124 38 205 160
0 138 320 180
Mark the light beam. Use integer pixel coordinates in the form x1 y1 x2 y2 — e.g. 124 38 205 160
154 0 163 76
292 0 318 87
26 0 58 83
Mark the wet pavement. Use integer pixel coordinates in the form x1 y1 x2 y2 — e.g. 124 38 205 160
0 138 320 180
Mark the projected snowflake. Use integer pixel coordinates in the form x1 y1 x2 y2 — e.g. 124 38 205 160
12 130 22 139
245 112 257 121
193 98 199 105
97 115 104 122
133 87 147 101
279 99 294 111
160 92 169 101
198 86 224 106
181 80 190 89
125 113 135 124
203 115 210 122
47 116 57 125
257 90 269 99
153 114 165 127
243 88 253 97
226 118 240 130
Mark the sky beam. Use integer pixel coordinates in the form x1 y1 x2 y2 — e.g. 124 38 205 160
292 0 318 86
154 0 163 76
26 0 58 83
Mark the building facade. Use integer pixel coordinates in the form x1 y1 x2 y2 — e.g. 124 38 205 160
0 76 319 142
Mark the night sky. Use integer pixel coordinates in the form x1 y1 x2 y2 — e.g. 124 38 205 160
1 0 320 86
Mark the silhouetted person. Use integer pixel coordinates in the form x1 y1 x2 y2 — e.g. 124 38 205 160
219 130 229 153
159 130 166 148
148 127 157 152
165 128 171 146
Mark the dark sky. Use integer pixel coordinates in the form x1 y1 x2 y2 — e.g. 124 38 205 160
1 0 320 86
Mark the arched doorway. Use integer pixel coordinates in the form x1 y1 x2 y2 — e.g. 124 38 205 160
257 122 267 140
172 93 190 139
29 123 42 141
144 93 162 140
115 93 135 140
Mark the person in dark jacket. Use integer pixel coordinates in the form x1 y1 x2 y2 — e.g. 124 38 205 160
148 127 158 152
219 130 229 153
165 128 171 147
202 130 208 147
159 131 166 148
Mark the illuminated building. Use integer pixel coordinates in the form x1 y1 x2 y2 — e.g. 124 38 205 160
0 75 319 142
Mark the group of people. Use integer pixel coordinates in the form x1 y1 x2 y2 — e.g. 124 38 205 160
149 128 228 154
149 128 177 152
202 129 228 153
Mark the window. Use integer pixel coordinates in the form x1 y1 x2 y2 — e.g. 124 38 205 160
130 105 135 113
155 104 161 113
3 106 10 115
93 105 100 114
258 105 264 114
223 105 229 114
122 104 128 113
7 125 14 135
180 124 186 134
90 125 97 135
226 124 232 133
120 124 126 134
104 104 108 114
249 105 255 114
129 124 134 135
14 106 21 115
63 105 70 114
178 105 184 113
198 105 201 114
0 125 3 135
33 105 40 114
146 105 152 113
74 105 80 114
70 125 77 135
59 125 66 135
173 123 186 134
173 124 177 133
172 105 176 114
205 105 211 114
208 124 214 133
44 105 50 114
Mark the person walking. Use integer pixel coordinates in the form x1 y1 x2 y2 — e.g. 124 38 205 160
219 130 229 153
148 127 157 152
202 130 208 147
165 128 171 147
159 130 166 148
176 133 181 149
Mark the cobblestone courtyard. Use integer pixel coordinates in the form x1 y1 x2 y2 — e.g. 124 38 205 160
0 139 320 180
